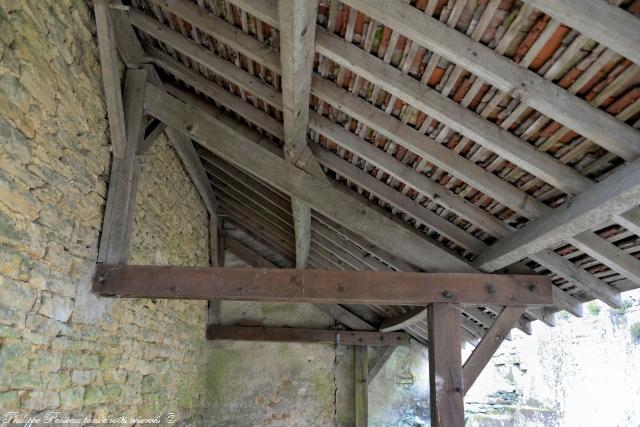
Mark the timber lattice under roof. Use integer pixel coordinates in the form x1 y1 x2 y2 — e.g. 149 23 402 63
103 0 640 345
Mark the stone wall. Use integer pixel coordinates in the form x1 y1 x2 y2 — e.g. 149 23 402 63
204 252 354 426
0 0 211 423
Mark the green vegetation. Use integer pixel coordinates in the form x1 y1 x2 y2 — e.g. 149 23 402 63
586 302 601 316
612 299 633 315
558 311 571 321
630 322 640 341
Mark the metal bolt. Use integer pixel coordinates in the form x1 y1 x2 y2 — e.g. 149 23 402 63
528 284 536 292
442 291 453 299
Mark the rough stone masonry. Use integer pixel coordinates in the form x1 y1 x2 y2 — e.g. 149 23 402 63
0 0 211 422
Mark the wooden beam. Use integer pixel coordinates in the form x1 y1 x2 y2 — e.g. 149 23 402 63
428 303 464 427
111 3 148 68
129 8 282 110
474 158 640 271
93 265 554 306
616 207 640 238
338 0 640 161
314 27 593 195
206 325 409 346
310 141 497 251
311 76 548 222
224 235 380 332
312 213 419 273
278 0 323 270
138 119 167 155
367 346 396 384
225 236 278 268
523 0 640 66
570 232 640 286
97 69 146 264
94 0 128 158
151 0 281 73
378 307 428 332
531 249 621 308
355 345 368 427
226 0 279 29
143 82 476 272
278 0 316 165
164 128 218 216
463 306 525 394
147 47 284 139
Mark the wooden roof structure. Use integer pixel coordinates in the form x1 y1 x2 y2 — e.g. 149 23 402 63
92 0 640 424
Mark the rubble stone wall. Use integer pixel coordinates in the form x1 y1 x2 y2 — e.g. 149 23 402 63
0 1 211 423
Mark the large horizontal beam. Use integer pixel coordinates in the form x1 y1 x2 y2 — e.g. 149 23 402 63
523 0 640 66
93 265 554 306
224 234 377 331
143 82 475 272
339 0 640 161
475 157 640 271
206 325 409 346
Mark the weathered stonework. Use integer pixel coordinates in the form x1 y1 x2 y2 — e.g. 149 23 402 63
0 0 210 423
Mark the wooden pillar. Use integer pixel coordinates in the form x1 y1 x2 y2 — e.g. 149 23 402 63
428 303 464 427
355 345 368 427
97 69 146 264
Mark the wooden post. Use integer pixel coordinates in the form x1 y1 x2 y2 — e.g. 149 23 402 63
97 69 146 264
355 345 368 427
428 303 464 427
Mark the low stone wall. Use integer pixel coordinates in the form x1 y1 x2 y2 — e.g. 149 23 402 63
0 1 210 423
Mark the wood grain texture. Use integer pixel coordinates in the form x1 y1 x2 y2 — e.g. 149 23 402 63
428 303 464 427
92 265 554 306
94 0 127 158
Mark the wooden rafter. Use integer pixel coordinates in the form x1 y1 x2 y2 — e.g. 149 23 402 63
339 0 640 161
314 27 594 195
522 0 640 66
475 158 640 271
